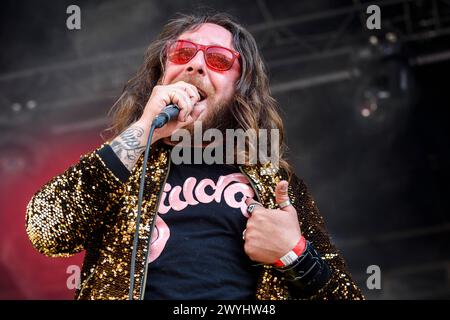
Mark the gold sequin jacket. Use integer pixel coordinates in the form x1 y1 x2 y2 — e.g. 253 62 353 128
26 142 363 300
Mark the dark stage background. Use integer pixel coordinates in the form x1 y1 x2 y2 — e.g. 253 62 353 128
1 0 449 299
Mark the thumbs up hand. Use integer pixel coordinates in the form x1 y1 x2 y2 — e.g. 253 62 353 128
243 180 302 265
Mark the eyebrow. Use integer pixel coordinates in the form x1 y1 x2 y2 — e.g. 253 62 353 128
180 38 228 48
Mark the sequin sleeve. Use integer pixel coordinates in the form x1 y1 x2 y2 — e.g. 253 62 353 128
25 145 126 257
288 174 364 300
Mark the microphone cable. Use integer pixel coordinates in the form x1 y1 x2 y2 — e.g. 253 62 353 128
128 105 179 300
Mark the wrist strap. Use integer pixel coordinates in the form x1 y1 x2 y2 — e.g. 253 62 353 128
274 235 307 268
275 241 331 297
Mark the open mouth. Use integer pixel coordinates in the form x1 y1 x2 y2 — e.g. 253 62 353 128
197 88 207 102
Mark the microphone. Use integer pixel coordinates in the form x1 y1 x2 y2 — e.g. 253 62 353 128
152 104 180 128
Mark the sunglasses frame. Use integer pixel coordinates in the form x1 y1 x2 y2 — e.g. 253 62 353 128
166 39 241 71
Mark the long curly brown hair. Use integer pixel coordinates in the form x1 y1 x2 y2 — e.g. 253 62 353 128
105 12 291 176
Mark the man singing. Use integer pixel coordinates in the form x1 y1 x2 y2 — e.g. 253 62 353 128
26 12 363 300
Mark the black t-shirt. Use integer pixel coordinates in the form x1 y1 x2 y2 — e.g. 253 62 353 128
144 158 261 299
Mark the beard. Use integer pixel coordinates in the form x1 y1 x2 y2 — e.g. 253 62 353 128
185 96 237 135
162 74 238 146
169 76 237 133
163 96 237 149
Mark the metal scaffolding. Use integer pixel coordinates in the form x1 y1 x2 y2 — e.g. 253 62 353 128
1 0 450 124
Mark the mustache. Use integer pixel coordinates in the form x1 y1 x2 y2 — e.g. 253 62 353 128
173 75 214 98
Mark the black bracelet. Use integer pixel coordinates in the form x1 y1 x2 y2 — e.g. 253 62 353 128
275 241 331 296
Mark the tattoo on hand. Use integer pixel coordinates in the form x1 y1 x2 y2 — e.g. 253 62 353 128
110 126 146 171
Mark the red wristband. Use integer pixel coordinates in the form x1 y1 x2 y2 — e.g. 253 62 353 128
274 235 307 268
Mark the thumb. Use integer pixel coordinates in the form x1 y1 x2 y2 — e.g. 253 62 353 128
275 180 295 213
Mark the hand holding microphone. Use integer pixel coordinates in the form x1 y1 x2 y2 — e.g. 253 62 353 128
109 81 202 173
152 104 181 128
135 81 202 142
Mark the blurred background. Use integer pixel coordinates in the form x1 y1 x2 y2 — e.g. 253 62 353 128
1 0 449 299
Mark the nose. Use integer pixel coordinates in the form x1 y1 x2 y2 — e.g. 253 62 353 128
185 50 206 76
